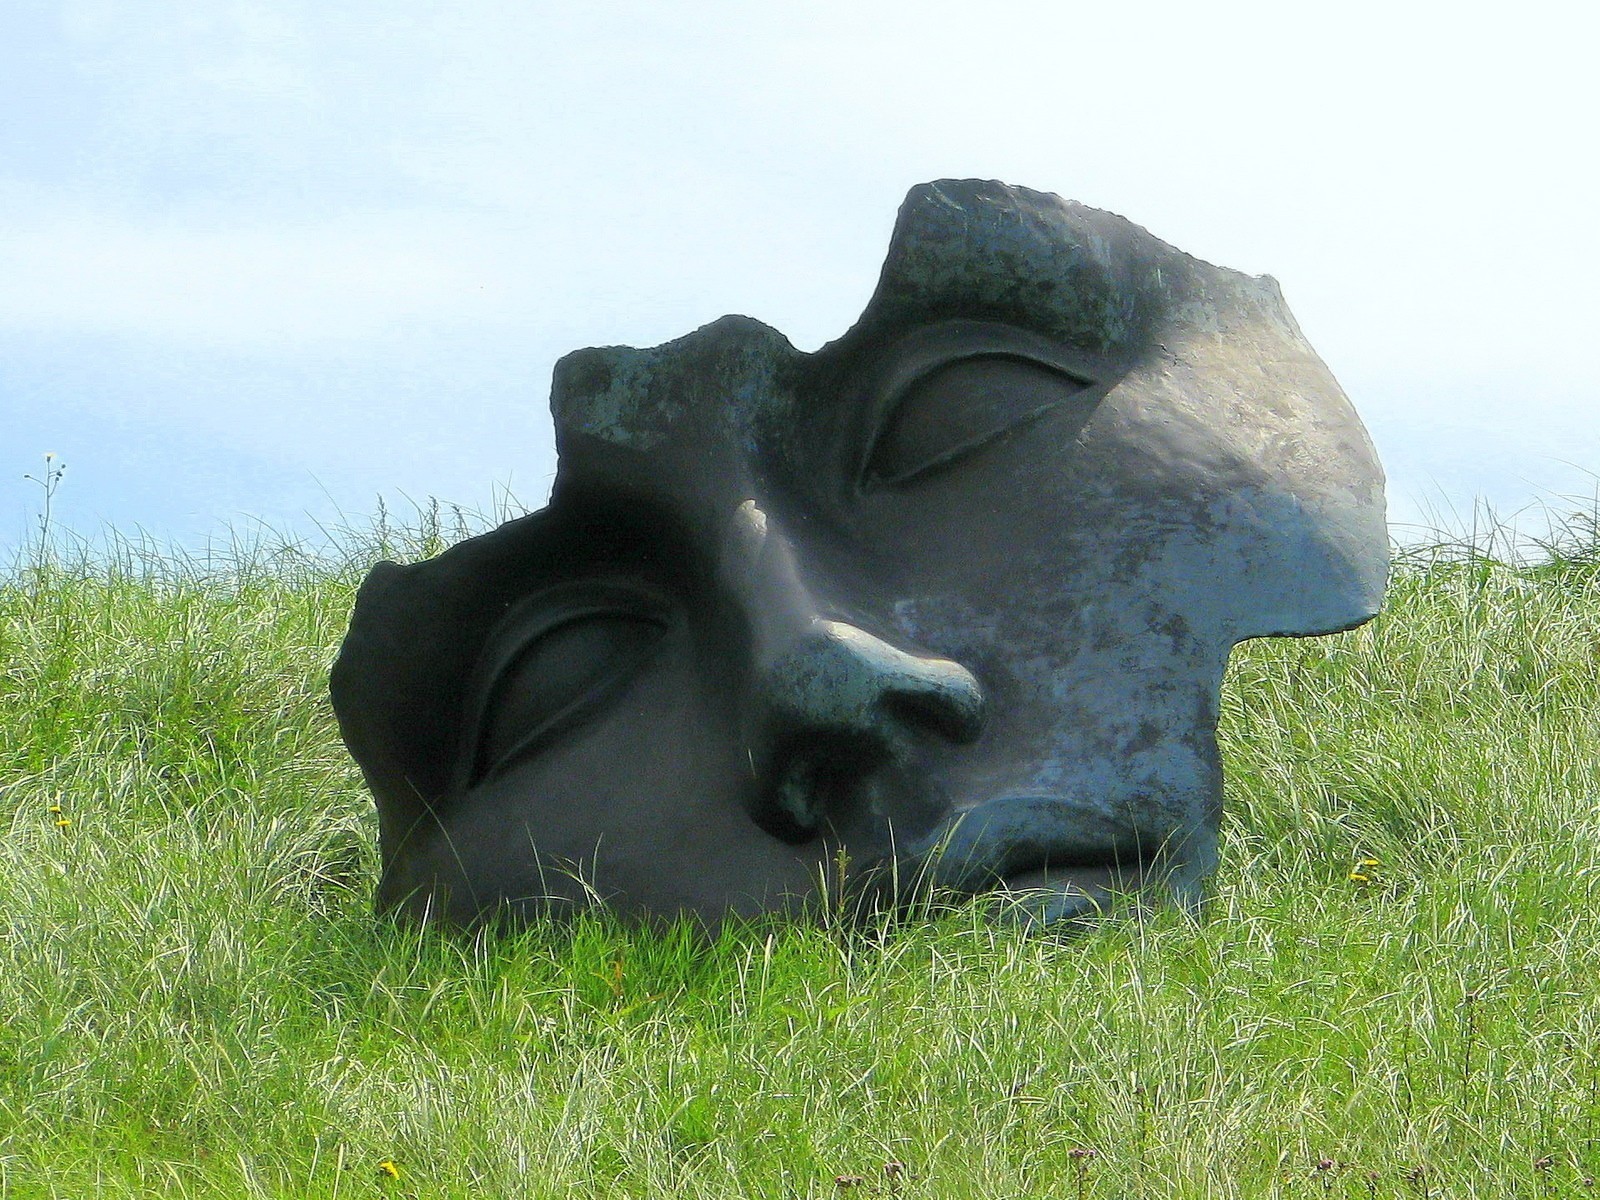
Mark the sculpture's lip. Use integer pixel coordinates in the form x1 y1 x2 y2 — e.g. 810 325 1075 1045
902 793 1157 900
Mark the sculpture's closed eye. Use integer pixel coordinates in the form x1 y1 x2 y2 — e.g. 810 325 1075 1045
462 585 670 786
864 354 1096 488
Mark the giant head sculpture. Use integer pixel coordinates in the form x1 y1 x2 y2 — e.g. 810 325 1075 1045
331 179 1387 928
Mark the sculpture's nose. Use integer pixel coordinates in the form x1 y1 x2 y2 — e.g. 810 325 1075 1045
720 500 986 842
763 619 985 745
752 616 987 843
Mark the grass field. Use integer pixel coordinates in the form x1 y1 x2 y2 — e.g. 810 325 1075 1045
3 509 1599 1198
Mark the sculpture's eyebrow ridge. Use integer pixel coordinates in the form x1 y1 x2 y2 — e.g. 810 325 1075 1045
841 179 1172 358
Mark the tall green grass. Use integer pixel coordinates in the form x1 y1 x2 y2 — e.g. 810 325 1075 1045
2 510 1599 1198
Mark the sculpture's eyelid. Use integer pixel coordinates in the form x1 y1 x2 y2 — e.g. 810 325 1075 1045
473 579 673 674
859 341 1099 488
868 320 1101 408
888 348 1093 397
477 597 666 690
457 586 672 787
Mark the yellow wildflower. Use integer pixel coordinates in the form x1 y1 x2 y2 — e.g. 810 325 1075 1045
377 1159 401 1181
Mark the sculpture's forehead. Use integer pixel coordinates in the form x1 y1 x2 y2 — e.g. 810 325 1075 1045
548 179 1250 461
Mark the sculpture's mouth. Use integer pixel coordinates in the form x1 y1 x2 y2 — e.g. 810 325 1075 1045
895 794 1163 923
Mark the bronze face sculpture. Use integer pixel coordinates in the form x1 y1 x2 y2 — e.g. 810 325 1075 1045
331 179 1387 927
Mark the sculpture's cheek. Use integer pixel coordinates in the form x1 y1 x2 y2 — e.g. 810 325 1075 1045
380 638 824 925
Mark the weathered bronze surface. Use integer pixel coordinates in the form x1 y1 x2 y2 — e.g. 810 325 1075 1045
331 179 1388 927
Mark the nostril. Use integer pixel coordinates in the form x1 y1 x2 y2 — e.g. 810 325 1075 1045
815 619 986 742
873 646 987 744
746 620 986 842
761 619 987 744
752 730 890 844
885 681 984 745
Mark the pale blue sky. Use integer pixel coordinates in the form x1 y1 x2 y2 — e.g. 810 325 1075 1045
3 0 1597 556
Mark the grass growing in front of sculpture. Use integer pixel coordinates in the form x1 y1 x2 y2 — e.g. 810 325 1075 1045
4 507 1600 1199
